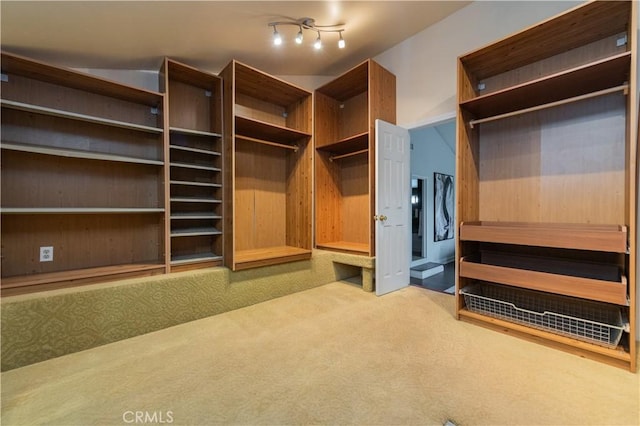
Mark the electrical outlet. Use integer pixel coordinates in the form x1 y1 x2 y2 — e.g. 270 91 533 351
40 246 53 262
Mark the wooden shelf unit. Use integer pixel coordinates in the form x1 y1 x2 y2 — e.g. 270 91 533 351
456 1 637 371
314 59 396 256
0 51 166 293
220 60 312 271
160 58 224 271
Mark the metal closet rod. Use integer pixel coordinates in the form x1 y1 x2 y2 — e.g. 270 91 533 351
235 135 298 152
469 84 629 128
329 148 368 162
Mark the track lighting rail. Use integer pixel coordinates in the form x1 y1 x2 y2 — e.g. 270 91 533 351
268 17 345 49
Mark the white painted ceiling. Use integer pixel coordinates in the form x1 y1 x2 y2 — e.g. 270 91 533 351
0 1 470 76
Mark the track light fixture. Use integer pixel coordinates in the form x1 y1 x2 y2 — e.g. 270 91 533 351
272 26 282 46
295 26 304 44
268 17 345 50
314 32 322 50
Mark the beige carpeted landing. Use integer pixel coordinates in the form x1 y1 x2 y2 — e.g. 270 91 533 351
2 282 639 425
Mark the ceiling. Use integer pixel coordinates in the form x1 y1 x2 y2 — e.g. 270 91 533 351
0 1 470 76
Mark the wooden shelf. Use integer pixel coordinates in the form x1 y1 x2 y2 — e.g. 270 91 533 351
171 212 221 220
169 144 220 156
169 180 220 188
1 51 166 293
316 132 369 155
460 52 631 119
1 99 163 133
1 142 163 166
2 51 163 106
314 59 396 259
316 241 370 255
235 115 310 144
459 2 630 82
458 308 632 367
1 263 165 291
169 127 221 138
459 256 628 306
171 227 221 237
234 60 311 107
221 59 313 271
456 1 636 371
169 162 221 172
163 58 224 273
316 61 369 101
170 197 221 204
233 246 312 270
460 222 628 253
1 207 163 214
170 252 222 265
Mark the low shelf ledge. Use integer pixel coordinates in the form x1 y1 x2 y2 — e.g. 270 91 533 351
459 221 628 253
233 246 312 271
457 309 633 368
459 256 629 306
1 264 166 293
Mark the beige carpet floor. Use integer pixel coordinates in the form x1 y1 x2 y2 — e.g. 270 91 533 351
2 282 639 425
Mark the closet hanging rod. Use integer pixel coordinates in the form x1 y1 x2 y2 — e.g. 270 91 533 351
235 135 298 152
469 84 628 128
329 148 368 162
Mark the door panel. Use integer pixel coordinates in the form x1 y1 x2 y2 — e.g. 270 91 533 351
375 119 410 295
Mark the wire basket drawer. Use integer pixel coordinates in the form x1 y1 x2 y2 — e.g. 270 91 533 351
460 282 626 348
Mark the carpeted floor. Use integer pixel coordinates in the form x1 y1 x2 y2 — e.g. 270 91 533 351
2 281 639 425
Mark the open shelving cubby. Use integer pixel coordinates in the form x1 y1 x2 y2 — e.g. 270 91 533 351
220 60 312 271
160 58 224 271
314 59 396 256
456 1 637 371
0 51 167 294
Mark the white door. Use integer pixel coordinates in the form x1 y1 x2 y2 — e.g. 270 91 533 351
375 119 410 296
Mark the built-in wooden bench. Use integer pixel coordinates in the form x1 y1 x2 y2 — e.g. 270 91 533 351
322 250 375 292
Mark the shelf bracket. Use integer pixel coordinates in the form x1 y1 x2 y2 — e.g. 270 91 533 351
0 73 8 82
150 107 159 115
205 90 212 97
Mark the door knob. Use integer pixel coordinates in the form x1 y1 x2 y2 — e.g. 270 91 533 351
374 214 388 221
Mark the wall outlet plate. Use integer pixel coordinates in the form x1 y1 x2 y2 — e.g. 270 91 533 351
40 246 53 262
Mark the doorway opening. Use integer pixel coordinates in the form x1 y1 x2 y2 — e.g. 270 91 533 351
411 177 425 260
408 113 456 294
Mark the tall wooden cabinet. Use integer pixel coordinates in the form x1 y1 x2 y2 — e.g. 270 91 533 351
220 60 313 271
1 52 167 294
160 58 224 272
456 1 637 371
314 59 396 256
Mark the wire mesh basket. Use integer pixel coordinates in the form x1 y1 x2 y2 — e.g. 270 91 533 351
460 282 627 348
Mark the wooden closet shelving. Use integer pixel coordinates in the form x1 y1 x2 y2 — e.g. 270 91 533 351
314 59 396 256
0 51 167 293
220 60 312 271
456 1 637 371
160 58 224 271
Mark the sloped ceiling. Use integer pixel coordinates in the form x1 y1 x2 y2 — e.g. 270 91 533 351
0 1 470 75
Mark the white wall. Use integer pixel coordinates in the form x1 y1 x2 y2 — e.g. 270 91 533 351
410 120 456 264
374 1 583 126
